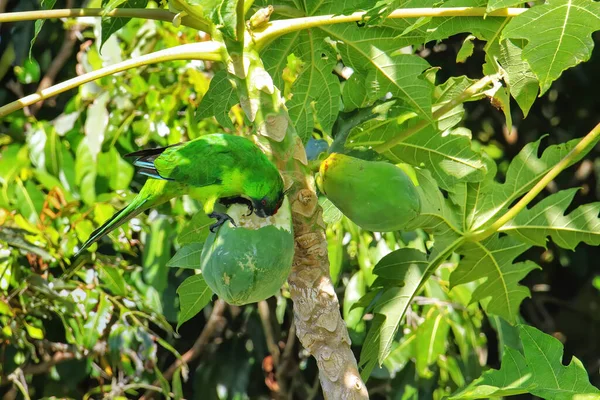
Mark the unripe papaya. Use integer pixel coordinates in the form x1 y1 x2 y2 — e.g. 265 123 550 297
318 153 420 231
200 197 294 306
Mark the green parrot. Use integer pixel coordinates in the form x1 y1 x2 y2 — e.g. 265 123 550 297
76 133 285 256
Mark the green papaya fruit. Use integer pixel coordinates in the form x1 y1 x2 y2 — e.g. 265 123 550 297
318 153 420 232
200 197 294 306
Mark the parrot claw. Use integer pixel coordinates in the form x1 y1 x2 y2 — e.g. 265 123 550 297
209 212 236 232
244 203 254 217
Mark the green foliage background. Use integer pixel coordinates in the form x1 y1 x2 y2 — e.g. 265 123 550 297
1 0 600 399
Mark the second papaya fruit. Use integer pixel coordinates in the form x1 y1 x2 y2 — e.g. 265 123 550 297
318 153 420 232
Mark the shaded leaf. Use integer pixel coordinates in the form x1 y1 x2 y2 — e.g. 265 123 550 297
82 293 114 350
30 0 57 57
196 70 238 129
415 307 451 377
177 212 213 246
101 0 149 51
359 248 428 379
176 274 213 330
167 243 204 269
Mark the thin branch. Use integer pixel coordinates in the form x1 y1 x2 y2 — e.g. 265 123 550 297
253 7 527 49
373 74 498 153
0 8 210 31
0 42 224 118
258 300 280 365
140 300 227 400
31 22 80 115
469 120 600 242
0 342 107 386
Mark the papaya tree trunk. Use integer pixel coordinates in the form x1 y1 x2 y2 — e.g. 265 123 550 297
226 46 369 398
289 185 369 399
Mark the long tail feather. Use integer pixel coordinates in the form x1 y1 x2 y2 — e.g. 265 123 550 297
75 197 148 257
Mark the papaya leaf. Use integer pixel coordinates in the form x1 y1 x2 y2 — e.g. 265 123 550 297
405 168 463 235
30 0 57 57
456 35 476 63
502 0 600 95
501 188 600 250
486 0 525 13
196 70 238 130
465 135 600 231
262 0 433 141
484 36 538 117
347 76 487 191
177 212 213 245
450 325 600 399
176 274 213 330
263 30 340 143
453 235 539 323
100 0 149 51
201 0 237 39
358 248 428 380
359 233 463 380
415 307 451 377
425 0 507 43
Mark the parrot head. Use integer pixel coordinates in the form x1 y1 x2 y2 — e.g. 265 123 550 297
253 191 285 218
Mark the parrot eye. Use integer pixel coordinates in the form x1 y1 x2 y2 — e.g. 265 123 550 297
261 199 267 207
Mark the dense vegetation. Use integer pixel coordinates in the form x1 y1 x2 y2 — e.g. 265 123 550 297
1 0 600 399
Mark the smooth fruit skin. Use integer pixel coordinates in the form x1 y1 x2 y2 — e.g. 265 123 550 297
200 197 294 306
318 153 421 232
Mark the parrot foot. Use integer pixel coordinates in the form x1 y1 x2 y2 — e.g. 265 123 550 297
208 212 236 233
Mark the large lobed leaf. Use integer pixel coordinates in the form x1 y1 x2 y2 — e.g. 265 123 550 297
450 325 600 399
347 76 487 191
502 0 600 95
453 235 539 323
261 0 434 142
263 30 340 143
501 189 600 250
463 135 600 232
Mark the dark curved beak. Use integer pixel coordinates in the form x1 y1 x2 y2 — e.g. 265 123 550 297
255 208 268 218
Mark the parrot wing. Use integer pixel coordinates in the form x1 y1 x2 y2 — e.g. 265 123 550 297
126 139 234 187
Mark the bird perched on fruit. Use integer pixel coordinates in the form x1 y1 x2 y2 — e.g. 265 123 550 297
76 133 284 256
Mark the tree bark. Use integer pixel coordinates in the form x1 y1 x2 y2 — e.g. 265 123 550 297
226 46 369 398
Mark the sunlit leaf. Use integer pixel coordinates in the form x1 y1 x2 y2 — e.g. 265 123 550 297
450 325 600 399
453 235 539 323
501 188 600 250
502 0 600 94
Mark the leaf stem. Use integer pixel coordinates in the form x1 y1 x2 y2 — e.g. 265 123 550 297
0 8 210 31
469 121 600 242
0 42 224 118
237 0 246 45
373 74 498 153
253 7 527 49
